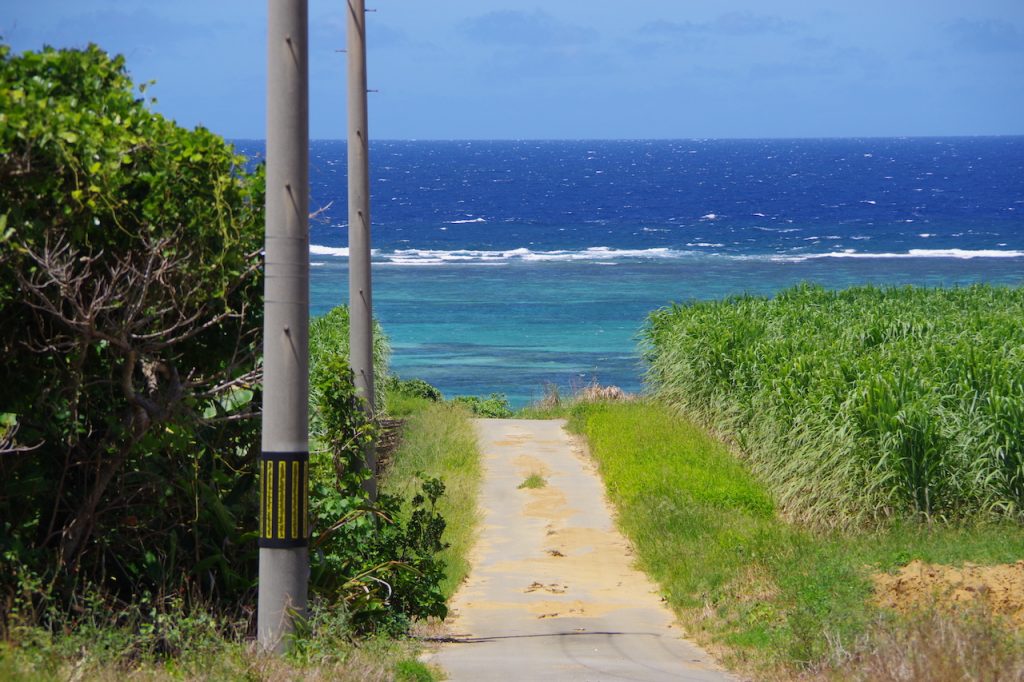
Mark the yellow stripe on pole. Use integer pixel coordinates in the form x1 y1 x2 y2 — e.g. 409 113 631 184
291 461 299 539
277 460 287 539
265 460 274 538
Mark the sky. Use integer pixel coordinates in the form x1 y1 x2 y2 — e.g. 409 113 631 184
2 1 1023 140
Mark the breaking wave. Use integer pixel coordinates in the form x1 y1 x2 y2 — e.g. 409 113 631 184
308 244 1024 265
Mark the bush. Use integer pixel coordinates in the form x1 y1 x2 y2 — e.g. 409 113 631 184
388 378 443 403
309 360 448 633
451 394 513 418
309 304 390 415
0 43 265 623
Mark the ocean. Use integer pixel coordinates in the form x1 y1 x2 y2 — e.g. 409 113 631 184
234 138 1024 406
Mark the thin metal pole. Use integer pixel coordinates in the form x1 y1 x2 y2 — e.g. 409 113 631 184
347 0 376 499
258 0 309 654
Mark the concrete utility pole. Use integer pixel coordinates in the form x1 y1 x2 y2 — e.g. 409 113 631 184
258 0 309 654
347 0 377 498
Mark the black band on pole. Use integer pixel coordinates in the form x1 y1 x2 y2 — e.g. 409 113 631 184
259 451 310 548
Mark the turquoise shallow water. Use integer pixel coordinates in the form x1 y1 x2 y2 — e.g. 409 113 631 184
311 257 1024 407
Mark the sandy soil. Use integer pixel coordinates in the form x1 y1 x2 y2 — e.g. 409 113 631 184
873 559 1024 625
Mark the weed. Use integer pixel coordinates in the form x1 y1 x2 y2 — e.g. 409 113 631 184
518 474 547 490
395 658 439 682
835 606 1024 681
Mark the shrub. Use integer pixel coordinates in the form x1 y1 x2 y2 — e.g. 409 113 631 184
308 315 448 633
388 378 443 403
451 394 513 418
0 43 265 620
309 304 390 415
309 361 448 633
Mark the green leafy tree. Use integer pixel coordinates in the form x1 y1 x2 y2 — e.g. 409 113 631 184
0 43 265 617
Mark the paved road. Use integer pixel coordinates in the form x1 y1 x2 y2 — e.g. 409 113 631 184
427 419 735 682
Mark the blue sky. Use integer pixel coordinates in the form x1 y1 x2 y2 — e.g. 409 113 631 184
3 1 1022 139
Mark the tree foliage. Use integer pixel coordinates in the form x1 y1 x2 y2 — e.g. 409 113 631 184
308 307 448 633
0 43 265 620
0 43 452 644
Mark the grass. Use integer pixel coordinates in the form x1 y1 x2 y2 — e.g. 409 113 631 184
385 390 436 418
832 607 1024 681
381 402 483 599
569 399 1024 677
644 284 1024 526
516 382 635 420
0 603 435 681
516 403 571 420
517 473 547 490
517 383 572 419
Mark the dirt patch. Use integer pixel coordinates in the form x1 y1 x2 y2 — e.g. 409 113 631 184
529 599 592 619
493 433 531 447
873 559 1024 626
511 454 550 478
522 485 572 520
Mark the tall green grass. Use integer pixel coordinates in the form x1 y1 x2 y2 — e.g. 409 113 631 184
381 403 482 598
644 284 1024 526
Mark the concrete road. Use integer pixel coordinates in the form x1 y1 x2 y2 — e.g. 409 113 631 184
427 418 735 682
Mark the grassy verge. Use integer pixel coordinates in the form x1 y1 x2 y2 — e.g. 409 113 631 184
381 402 482 599
0 605 433 681
570 400 1024 678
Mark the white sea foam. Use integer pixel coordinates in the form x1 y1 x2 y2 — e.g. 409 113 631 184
779 248 1024 262
377 246 691 265
310 245 384 258
446 217 487 224
310 245 349 257
700 213 719 220
310 244 1024 266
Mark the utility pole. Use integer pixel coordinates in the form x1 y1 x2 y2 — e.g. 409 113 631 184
258 0 309 654
347 0 376 498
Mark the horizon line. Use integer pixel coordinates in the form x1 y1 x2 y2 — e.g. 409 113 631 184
226 134 1024 143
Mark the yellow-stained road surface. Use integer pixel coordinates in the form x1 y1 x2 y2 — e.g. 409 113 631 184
427 418 736 682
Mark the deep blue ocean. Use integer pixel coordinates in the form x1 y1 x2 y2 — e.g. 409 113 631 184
235 138 1024 406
